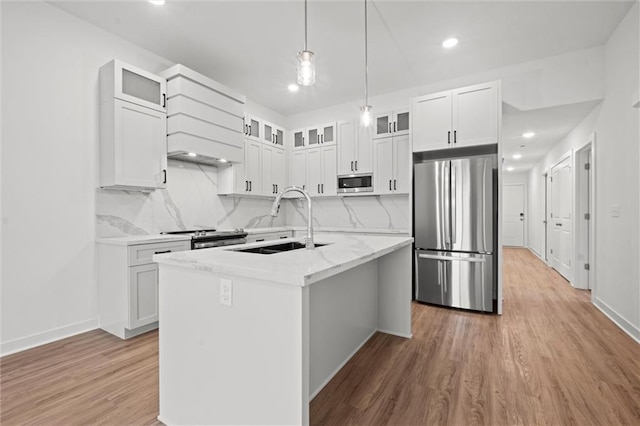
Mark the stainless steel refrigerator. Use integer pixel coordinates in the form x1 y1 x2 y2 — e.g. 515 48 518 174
413 154 496 312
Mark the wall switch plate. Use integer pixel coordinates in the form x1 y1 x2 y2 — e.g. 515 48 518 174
220 279 233 307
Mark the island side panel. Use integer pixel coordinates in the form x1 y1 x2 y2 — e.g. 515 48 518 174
158 265 309 426
377 244 413 338
309 261 378 398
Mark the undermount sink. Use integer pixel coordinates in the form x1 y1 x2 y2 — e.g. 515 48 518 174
231 241 328 255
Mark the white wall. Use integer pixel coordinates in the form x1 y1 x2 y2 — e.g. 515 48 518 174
591 2 639 341
284 47 605 234
0 2 284 355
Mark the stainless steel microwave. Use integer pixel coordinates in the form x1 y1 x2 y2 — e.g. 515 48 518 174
337 174 373 193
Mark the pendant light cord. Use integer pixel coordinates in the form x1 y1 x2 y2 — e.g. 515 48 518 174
304 0 308 51
364 0 369 105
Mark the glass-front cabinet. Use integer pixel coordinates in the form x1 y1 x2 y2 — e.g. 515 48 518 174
307 122 337 146
107 59 166 113
373 110 410 139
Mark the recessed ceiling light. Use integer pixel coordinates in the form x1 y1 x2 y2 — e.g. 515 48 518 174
287 84 299 92
522 131 535 138
506 167 514 172
442 38 458 48
219 158 228 163
187 152 197 157
512 154 522 159
148 0 166 5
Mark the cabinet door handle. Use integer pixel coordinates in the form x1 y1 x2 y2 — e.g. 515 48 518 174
394 179 397 190
303 184 305 190
355 160 358 171
249 181 252 192
244 124 248 135
155 250 171 255
351 161 354 171
162 93 166 108
245 180 248 191
321 134 324 143
454 130 457 143
388 122 392 133
276 184 278 193
321 183 324 193
389 179 392 190
448 131 451 144
162 169 167 184
394 121 396 132
256 239 265 242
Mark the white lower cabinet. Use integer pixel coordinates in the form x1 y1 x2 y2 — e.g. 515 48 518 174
98 239 190 339
374 134 410 194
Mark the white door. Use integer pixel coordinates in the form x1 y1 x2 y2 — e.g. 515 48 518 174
374 138 394 194
245 139 262 194
412 91 452 152
273 148 286 195
503 184 525 247
452 82 498 147
289 150 307 191
337 121 356 175
356 124 373 173
114 99 167 189
261 144 274 195
321 145 337 196
307 148 322 196
393 135 411 193
550 156 573 280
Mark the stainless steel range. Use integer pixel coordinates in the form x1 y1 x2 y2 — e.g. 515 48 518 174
161 228 248 250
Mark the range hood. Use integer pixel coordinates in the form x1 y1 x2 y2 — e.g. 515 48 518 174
160 64 246 166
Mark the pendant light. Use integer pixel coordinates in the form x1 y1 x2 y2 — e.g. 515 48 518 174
360 0 372 127
297 0 316 86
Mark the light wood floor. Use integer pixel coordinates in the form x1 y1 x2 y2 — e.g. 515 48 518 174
1 248 639 425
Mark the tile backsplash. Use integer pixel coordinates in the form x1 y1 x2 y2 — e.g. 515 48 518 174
96 160 283 237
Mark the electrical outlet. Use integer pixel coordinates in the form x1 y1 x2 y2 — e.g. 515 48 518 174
220 279 233 307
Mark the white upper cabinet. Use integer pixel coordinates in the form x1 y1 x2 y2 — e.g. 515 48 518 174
292 128 306 150
243 115 261 141
218 139 262 195
307 122 337 146
306 145 337 197
262 121 285 148
261 145 286 196
373 110 410 140
288 149 308 198
104 59 167 113
412 81 499 152
374 134 410 194
337 121 373 175
99 60 167 191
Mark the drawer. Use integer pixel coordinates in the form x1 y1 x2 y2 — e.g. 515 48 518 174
246 232 293 243
128 241 190 266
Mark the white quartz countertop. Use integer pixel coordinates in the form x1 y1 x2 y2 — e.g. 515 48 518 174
96 234 191 246
246 226 409 235
154 234 413 286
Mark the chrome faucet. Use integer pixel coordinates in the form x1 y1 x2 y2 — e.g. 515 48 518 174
269 186 314 249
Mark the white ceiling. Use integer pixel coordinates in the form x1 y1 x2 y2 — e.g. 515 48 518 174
50 0 632 171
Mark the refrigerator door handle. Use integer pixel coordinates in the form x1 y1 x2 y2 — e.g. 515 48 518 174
414 250 420 300
418 253 487 263
451 163 456 244
443 162 451 246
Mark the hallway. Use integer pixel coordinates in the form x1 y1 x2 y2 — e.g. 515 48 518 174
1 249 639 425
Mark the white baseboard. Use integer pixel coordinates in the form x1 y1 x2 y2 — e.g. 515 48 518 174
377 328 413 339
527 246 545 262
1 318 99 357
593 298 640 344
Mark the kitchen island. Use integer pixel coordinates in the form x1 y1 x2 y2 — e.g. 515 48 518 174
153 234 413 425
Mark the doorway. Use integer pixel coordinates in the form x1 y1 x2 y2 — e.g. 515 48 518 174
503 184 526 247
574 140 594 290
550 155 572 280
543 172 549 262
